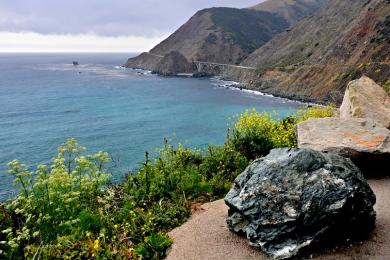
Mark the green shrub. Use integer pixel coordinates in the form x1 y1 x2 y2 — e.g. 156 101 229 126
126 139 248 205
228 110 276 159
133 232 172 260
0 205 14 258
1 138 111 258
78 210 102 233
296 105 336 121
201 145 248 182
228 106 336 159
384 79 390 94
126 144 205 204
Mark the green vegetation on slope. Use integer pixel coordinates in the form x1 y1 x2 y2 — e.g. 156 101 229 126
251 0 329 25
0 107 335 259
202 7 289 54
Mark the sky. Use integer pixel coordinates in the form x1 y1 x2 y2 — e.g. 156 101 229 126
0 0 264 52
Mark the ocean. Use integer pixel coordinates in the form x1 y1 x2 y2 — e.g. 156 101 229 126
0 53 301 198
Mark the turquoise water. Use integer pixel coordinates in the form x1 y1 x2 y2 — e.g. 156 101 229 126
0 53 301 197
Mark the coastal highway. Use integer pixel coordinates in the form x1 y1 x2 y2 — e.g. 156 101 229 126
144 52 256 70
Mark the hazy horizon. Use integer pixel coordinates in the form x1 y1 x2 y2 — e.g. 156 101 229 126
0 0 264 53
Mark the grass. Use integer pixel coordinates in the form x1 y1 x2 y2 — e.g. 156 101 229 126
0 106 336 259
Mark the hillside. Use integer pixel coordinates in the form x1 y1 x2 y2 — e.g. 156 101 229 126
125 0 326 71
126 8 288 70
239 0 390 103
251 0 329 24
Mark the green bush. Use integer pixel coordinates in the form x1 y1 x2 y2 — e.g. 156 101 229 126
1 138 111 258
384 79 390 94
0 205 13 258
133 232 172 259
227 106 336 159
126 139 248 205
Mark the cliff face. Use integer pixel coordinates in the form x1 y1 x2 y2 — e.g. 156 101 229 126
125 52 162 71
154 51 194 76
125 0 327 70
239 0 390 103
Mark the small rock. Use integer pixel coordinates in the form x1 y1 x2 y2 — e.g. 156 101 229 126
225 148 376 259
340 76 390 129
297 117 390 175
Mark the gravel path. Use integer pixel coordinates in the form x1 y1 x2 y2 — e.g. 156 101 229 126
167 178 390 260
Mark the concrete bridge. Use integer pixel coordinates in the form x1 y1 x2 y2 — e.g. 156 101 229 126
193 61 255 73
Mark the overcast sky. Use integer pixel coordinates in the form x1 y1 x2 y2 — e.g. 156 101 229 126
0 0 264 52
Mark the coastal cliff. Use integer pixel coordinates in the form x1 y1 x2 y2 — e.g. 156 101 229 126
238 0 390 103
125 0 389 104
125 0 327 71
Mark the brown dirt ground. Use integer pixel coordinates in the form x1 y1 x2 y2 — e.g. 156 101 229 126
167 178 390 260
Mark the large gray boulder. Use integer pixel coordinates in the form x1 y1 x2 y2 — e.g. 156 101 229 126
297 117 390 175
340 76 390 129
225 148 376 260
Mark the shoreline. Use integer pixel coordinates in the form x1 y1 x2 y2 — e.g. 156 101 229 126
119 66 325 107
210 76 324 107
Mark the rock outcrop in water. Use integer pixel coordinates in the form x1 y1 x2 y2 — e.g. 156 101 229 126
125 52 162 71
340 76 390 129
154 51 194 76
225 148 376 259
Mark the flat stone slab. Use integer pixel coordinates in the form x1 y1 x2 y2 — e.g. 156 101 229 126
297 118 390 174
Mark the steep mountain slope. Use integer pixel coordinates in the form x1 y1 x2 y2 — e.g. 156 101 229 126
125 0 327 70
251 0 329 24
238 0 390 103
126 8 288 69
151 8 288 64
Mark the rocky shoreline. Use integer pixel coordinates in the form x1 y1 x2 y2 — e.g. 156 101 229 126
123 60 327 105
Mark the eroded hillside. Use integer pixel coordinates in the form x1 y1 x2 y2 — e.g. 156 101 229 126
239 0 390 103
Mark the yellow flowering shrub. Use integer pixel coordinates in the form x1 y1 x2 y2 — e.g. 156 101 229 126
228 106 336 159
296 105 337 121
